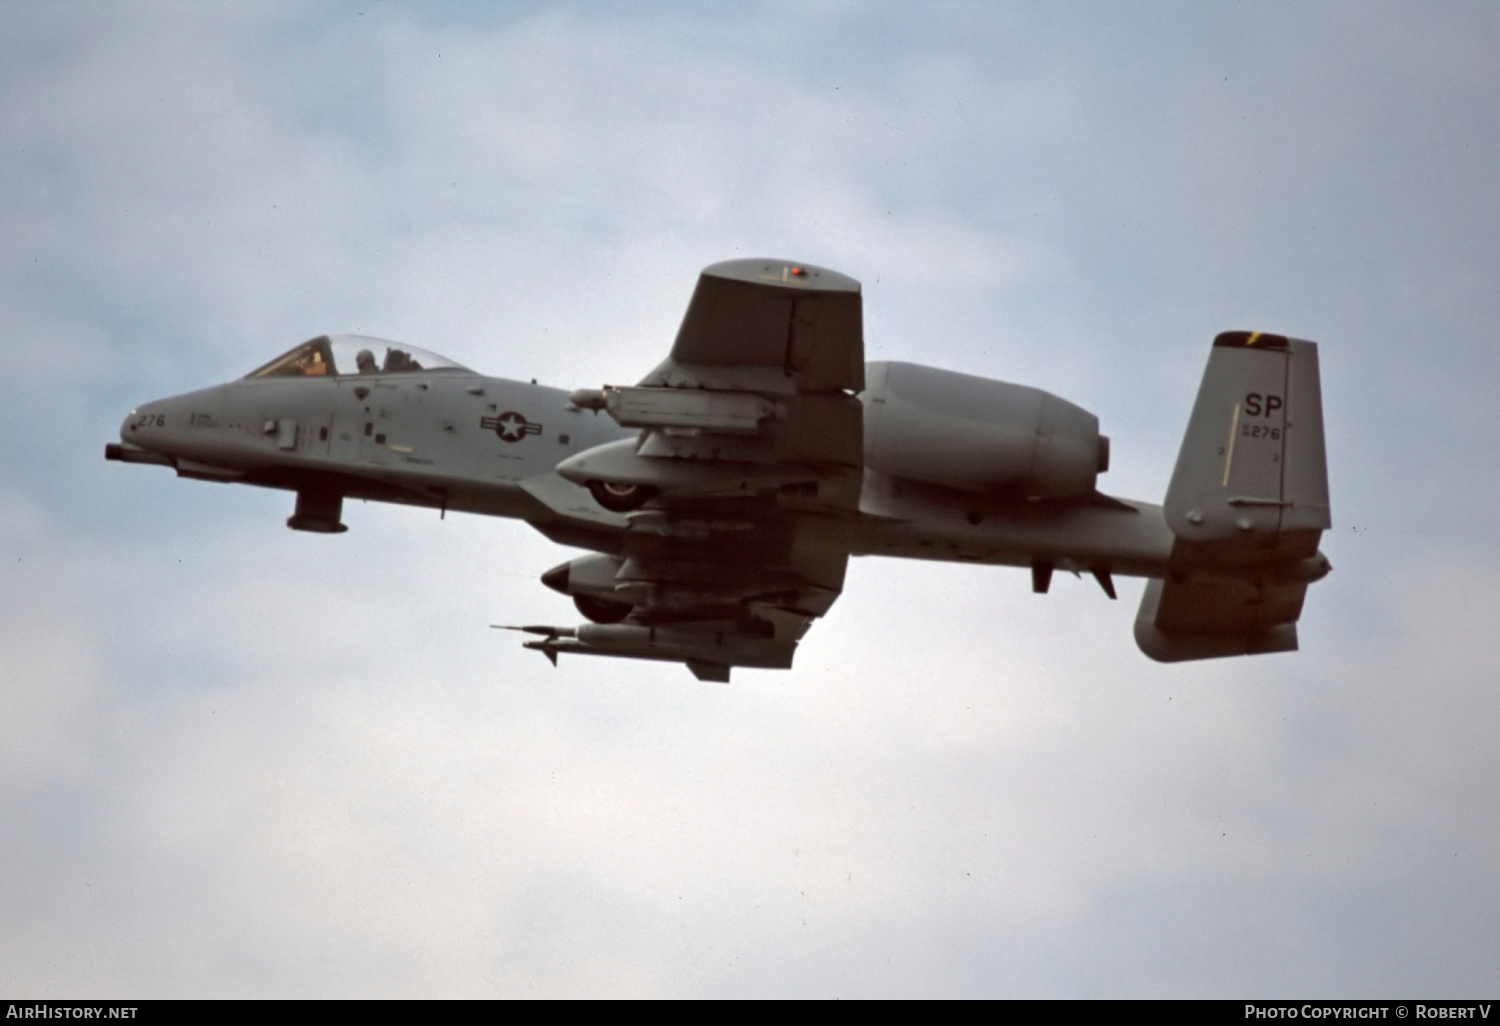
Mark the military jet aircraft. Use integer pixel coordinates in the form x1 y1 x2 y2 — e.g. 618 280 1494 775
107 258 1331 681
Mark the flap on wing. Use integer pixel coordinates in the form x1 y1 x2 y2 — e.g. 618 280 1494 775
644 259 864 394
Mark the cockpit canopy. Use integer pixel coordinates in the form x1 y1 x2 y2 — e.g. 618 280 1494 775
244 334 474 379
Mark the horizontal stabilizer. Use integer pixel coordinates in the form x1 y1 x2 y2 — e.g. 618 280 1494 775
1134 577 1301 662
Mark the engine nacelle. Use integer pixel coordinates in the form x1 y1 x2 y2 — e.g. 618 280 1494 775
862 361 1108 499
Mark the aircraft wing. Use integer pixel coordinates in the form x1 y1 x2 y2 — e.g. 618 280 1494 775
640 258 864 394
526 259 865 681
521 540 849 682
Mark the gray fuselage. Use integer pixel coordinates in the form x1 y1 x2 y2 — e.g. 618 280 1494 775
114 362 1175 579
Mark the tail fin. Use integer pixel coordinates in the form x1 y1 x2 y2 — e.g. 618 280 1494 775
1136 332 1331 662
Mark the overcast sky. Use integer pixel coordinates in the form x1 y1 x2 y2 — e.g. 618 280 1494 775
3 0 1498 998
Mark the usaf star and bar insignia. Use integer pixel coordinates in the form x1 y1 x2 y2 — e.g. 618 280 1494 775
481 411 543 443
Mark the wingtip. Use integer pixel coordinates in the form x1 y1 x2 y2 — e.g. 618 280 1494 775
699 258 861 293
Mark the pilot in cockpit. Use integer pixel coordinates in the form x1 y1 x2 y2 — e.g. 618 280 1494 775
355 349 378 375
382 348 422 373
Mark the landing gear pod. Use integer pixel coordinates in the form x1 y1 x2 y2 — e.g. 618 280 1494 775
587 480 657 513
574 594 632 624
541 554 634 623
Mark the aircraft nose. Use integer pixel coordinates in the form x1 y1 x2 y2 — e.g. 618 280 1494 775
118 393 196 452
121 402 166 441
108 385 229 471
106 399 180 467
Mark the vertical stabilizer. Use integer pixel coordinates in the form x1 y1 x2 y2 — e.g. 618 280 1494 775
1164 332 1329 565
1138 332 1331 661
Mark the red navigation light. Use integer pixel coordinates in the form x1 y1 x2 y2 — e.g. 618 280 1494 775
791 266 805 276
